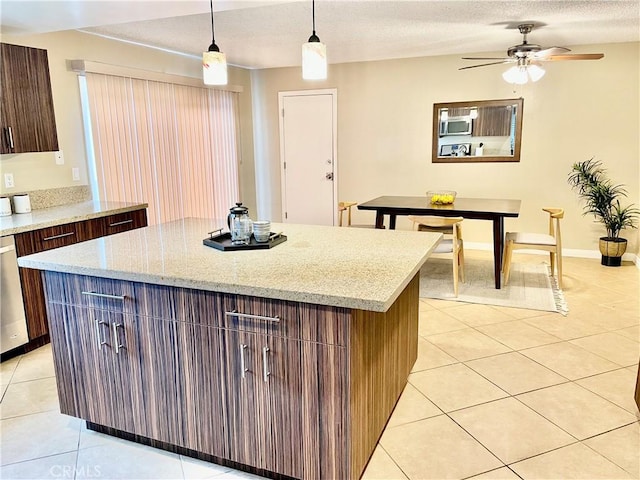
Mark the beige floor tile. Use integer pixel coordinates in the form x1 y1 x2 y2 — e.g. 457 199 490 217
476 319 563 350
379 415 502 479
576 368 640 415
442 304 515 327
0 410 81 465
516 382 637 440
426 328 511 362
449 397 575 464
419 298 437 311
466 352 567 395
570 332 640 367
76 438 184 479
180 455 234 479
0 451 78 479
418 309 468 336
467 466 521 479
524 311 609 341
10 349 56 383
614 325 640 342
520 341 619 380
409 363 508 413
411 337 457 373
361 445 408 480
510 442 633 479
0 377 59 419
0 356 20 385
387 383 441 428
583 423 640 478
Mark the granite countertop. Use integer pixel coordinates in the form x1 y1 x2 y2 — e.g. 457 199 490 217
18 218 441 312
0 201 148 236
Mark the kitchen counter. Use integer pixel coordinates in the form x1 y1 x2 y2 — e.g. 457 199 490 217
25 217 441 479
0 200 148 237
18 217 441 312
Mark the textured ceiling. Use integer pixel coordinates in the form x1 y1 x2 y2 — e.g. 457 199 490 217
2 0 639 69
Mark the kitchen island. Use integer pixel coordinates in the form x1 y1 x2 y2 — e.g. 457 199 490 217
18 218 441 480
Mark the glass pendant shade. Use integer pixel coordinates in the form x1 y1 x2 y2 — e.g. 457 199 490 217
203 50 228 85
527 64 546 82
302 41 327 80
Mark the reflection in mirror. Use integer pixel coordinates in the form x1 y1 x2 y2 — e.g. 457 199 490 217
432 98 524 163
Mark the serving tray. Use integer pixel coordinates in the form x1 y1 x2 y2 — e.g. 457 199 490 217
203 230 287 251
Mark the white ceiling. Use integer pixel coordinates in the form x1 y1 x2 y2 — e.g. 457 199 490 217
1 0 639 70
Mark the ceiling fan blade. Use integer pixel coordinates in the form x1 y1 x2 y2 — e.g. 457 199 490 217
462 57 511 61
533 46 571 58
459 61 512 71
545 53 605 61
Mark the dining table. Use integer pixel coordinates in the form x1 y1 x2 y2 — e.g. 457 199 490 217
357 196 522 289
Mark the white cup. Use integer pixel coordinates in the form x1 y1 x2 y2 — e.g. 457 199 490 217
13 194 31 214
0 197 11 216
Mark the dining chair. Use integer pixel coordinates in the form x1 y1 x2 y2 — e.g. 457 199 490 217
408 215 465 296
338 201 358 226
502 207 564 288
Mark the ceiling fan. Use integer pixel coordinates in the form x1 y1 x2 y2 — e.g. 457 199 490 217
460 24 604 84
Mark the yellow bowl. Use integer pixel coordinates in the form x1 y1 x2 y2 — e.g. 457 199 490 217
427 190 457 205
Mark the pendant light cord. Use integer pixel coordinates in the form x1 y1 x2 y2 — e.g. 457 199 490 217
312 0 316 35
210 0 215 44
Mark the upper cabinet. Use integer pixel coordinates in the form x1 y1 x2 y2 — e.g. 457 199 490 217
0 43 59 154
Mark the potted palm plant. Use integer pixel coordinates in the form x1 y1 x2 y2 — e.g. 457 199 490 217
568 158 640 266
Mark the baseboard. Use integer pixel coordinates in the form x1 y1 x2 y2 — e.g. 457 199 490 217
465 242 639 265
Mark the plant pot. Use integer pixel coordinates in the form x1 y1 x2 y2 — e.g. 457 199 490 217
599 237 627 266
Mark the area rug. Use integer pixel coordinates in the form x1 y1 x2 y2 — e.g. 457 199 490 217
419 257 568 315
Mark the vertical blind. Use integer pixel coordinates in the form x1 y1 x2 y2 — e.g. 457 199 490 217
84 72 240 225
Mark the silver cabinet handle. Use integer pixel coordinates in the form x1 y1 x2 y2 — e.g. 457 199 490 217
7 127 14 149
95 320 108 349
82 291 126 301
240 344 248 379
262 346 271 382
43 231 75 241
111 322 125 354
225 310 280 323
108 219 133 228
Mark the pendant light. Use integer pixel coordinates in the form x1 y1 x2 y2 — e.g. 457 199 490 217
302 0 327 80
203 0 227 85
502 58 545 85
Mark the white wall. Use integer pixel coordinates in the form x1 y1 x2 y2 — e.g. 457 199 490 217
0 30 257 215
251 42 640 255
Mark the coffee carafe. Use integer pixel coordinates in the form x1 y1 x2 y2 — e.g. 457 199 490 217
227 202 252 245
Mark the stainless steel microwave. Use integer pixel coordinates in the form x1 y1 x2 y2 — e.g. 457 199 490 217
440 116 472 136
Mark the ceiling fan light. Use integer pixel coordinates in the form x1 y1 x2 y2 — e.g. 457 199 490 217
502 65 528 85
302 41 327 80
527 64 546 82
203 50 228 85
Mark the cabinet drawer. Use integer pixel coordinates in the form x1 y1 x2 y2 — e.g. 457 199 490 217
103 209 147 236
44 271 135 313
15 222 83 256
221 295 349 345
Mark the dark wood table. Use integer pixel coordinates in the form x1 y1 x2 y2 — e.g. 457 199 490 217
358 196 521 289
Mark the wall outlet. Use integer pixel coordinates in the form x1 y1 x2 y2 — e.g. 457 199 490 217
72 167 80 181
4 173 14 188
55 150 64 165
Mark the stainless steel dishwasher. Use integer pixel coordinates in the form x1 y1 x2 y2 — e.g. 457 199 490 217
1 235 29 354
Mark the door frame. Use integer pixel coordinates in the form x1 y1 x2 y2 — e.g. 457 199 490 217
278 89 338 224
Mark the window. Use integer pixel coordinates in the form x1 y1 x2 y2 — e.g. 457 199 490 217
80 72 240 225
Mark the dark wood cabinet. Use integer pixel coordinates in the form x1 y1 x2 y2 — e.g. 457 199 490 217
14 208 147 342
0 43 58 154
472 105 512 137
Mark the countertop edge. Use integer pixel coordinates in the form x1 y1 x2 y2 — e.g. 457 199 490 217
1 203 148 236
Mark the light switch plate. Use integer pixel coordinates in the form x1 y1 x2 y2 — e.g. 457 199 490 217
55 151 64 165
4 173 14 188
72 168 80 181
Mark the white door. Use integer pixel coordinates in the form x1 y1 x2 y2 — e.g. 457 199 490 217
279 90 336 225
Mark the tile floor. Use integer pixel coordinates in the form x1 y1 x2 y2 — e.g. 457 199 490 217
1 251 638 480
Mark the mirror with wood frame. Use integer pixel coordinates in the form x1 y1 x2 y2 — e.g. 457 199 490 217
432 98 524 163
